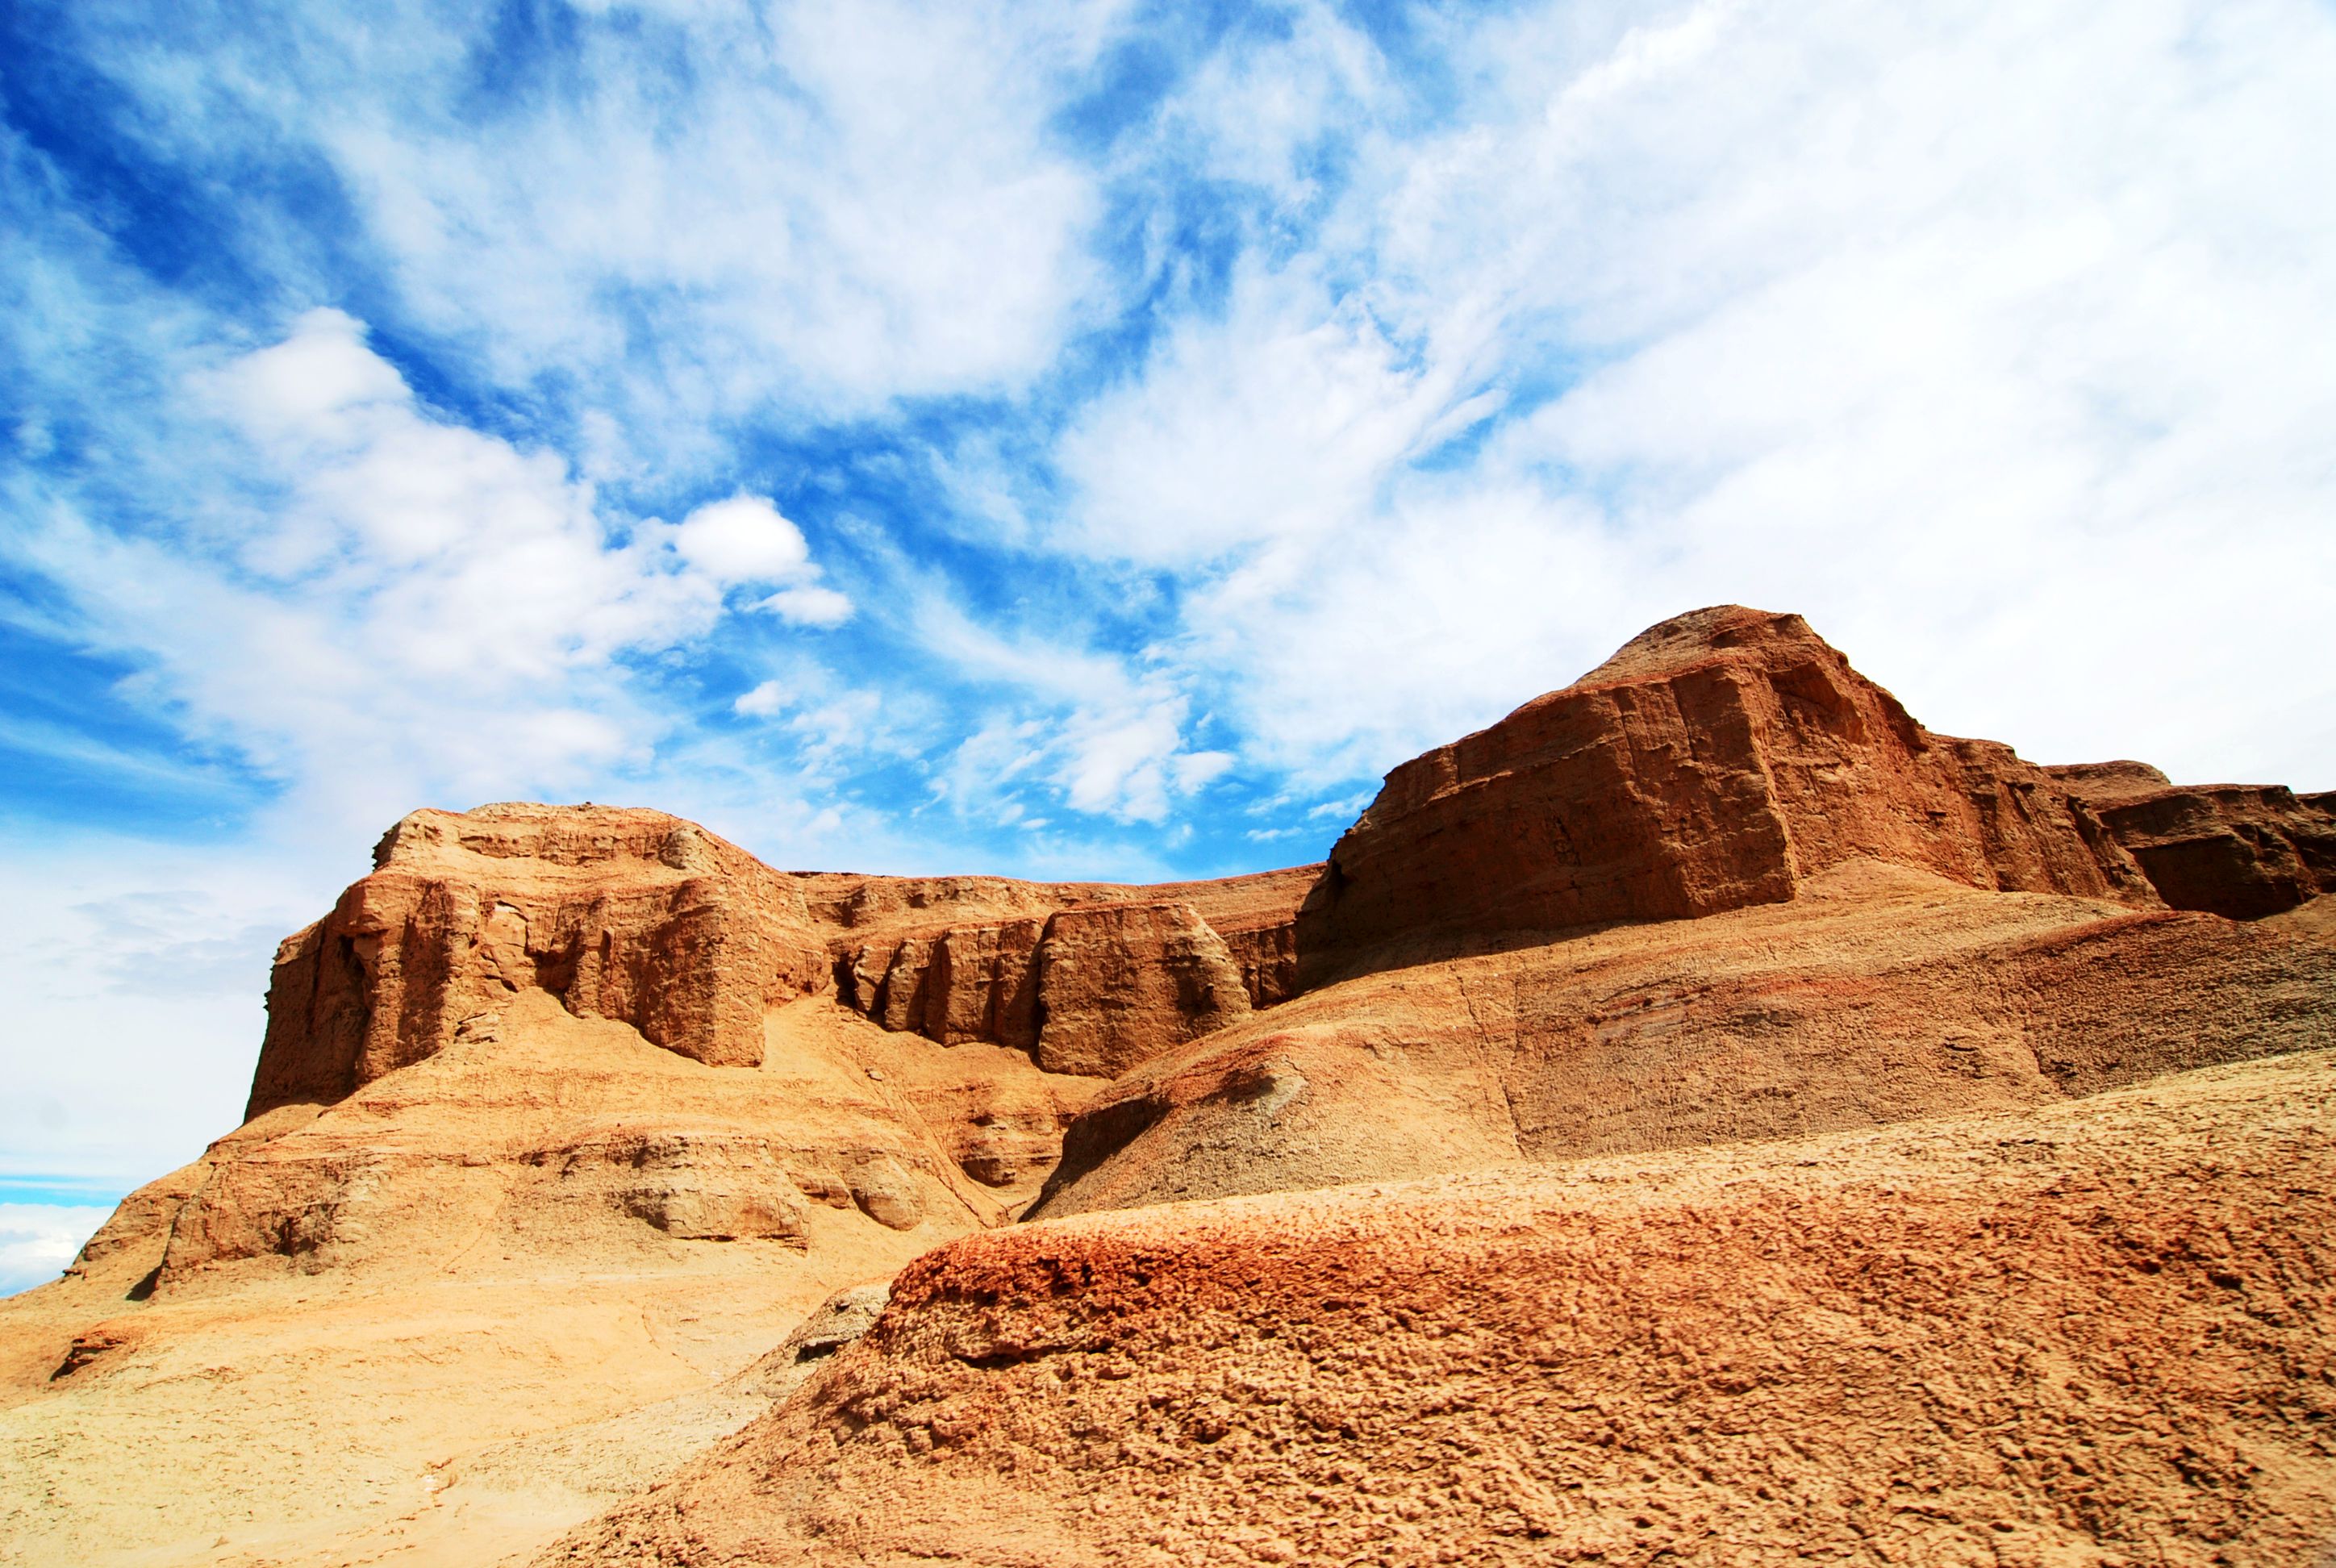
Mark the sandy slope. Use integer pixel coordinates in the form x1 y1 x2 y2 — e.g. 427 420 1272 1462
547 1046 2336 1567
0 994 1086 1566
1032 860 2336 1218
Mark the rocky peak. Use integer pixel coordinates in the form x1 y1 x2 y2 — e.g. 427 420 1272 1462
1297 606 2157 988
1571 603 1840 687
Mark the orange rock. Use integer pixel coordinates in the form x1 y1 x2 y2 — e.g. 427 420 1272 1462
22 604 2336 1568
821 868 1316 1069
249 804 831 1116
1295 606 2156 990
2051 769 2336 919
1030 903 1253 1077
542 1050 2336 1568
1032 861 2336 1220
252 806 1320 1120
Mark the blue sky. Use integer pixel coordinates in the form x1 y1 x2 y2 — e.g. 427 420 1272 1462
5 0 2335 1289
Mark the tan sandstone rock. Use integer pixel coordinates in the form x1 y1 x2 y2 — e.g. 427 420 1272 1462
249 804 832 1116
1030 903 1253 1077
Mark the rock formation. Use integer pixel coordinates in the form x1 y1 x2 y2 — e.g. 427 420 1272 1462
1032 859 2336 1220
252 806 1317 1125
820 866 1312 1065
1035 610 2336 1218
1295 606 2157 990
544 1049 2336 1568
250 805 833 1116
7 603 2332 1568
2049 762 2336 919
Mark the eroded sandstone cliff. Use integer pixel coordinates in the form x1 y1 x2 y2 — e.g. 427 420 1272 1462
250 805 1317 1126
1294 606 2160 990
2049 761 2336 919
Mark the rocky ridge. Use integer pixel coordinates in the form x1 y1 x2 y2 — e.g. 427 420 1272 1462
4 603 2332 1568
254 803 1314 1113
548 1049 2336 1568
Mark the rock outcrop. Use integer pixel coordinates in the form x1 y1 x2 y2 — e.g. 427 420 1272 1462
1295 606 2157 990
252 806 1319 1123
817 866 1313 1070
250 805 833 1116
544 1049 2336 1568
2050 765 2336 919
1031 860 2336 1220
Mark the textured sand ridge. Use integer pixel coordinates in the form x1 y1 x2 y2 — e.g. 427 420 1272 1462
2 605 2330 1566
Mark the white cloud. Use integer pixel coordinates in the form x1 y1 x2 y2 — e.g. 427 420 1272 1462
60 0 1124 452
0 1205 115 1297
674 494 813 585
0 836 323 1202
758 583 857 628
1057 0 2336 790
674 494 856 623
15 311 861 836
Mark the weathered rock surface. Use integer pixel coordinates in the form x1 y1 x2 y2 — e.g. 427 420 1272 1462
1295 606 2157 990
545 1048 2336 1568
824 866 1314 1071
1033 859 2336 1219
246 803 1326 1145
1029 902 1253 1076
250 804 834 1116
0 990 1078 1566
2050 768 2336 919
252 807 1318 1124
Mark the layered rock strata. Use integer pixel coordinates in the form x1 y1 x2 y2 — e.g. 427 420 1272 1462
13 602 2336 1568
1295 606 2159 990
2050 762 2336 919
1032 860 2336 1219
251 806 832 1116
822 867 1312 1068
251 805 1318 1124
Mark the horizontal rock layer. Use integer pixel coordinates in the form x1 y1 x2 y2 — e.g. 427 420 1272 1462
249 807 832 1117
1033 860 2336 1220
2050 765 2336 919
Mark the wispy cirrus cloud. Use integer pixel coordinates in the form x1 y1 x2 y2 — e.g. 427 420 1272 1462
5 0 2335 1203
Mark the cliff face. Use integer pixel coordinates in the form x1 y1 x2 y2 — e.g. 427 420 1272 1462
820 866 1312 1065
1030 606 2336 1221
2047 765 2336 919
1294 606 2156 989
250 806 832 1117
250 806 1319 1124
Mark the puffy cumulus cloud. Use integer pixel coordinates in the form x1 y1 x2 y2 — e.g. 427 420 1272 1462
674 496 813 585
1060 0 2336 791
675 494 855 625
